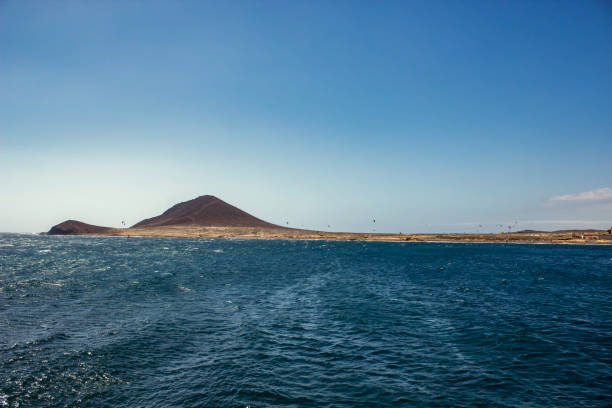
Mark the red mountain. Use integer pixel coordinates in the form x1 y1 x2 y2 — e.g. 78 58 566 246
131 195 277 228
48 220 114 235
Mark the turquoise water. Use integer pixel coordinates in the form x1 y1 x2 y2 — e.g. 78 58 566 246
1 234 611 407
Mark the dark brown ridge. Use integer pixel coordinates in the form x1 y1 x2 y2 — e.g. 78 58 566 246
130 195 279 228
48 220 114 235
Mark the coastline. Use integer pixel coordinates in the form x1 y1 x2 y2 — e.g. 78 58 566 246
44 196 612 245
42 226 612 245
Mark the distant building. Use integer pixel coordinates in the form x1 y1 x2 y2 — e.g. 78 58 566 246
581 234 599 240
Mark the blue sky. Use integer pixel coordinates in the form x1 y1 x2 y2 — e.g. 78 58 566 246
1 0 611 233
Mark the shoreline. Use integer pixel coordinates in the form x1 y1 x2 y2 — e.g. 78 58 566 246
39 226 612 245
44 197 612 245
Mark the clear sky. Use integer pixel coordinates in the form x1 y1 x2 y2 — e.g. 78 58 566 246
1 0 611 233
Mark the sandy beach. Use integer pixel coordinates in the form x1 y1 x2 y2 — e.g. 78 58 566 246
55 225 612 245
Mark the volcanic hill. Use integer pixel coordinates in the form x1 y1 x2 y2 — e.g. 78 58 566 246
131 195 276 228
48 220 114 235
47 195 280 235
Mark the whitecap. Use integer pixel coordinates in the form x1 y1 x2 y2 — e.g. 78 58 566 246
213 249 223 253
38 249 51 253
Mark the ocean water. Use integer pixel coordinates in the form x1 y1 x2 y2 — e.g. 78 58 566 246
1 234 611 408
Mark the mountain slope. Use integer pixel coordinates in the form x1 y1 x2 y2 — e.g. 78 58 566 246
131 195 278 228
48 220 114 235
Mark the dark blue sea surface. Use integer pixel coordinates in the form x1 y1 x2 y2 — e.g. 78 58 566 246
1 234 611 407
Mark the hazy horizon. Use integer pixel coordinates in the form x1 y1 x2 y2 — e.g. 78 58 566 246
1 1 611 233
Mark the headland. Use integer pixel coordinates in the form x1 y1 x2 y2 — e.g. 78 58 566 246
47 195 612 244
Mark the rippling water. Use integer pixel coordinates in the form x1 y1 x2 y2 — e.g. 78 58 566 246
1 234 611 407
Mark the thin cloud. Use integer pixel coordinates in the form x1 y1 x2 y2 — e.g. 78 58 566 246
549 187 612 202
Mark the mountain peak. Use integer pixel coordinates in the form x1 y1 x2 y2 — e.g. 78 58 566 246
131 195 276 229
